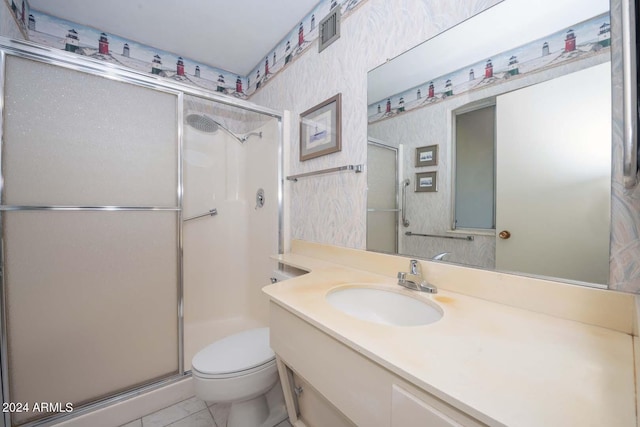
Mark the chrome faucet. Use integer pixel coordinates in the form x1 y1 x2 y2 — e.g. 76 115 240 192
397 259 438 293
432 252 450 261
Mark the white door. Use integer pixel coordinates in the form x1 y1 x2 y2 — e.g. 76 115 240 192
495 62 611 284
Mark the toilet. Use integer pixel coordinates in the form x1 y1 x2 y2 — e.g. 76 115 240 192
191 327 287 427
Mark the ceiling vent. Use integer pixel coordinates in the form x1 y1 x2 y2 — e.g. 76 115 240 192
318 7 341 52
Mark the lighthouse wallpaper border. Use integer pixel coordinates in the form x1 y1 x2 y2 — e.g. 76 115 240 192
5 0 366 100
23 8 249 98
367 11 611 124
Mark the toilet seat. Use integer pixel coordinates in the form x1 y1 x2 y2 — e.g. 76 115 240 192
192 358 276 380
192 327 275 378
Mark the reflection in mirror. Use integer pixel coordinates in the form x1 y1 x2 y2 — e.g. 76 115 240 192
366 138 399 253
366 0 611 287
454 103 495 230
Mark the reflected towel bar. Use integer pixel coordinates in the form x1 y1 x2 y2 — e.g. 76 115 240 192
405 231 474 241
286 164 363 182
184 208 218 222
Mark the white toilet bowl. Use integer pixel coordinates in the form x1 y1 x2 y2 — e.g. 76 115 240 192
192 327 287 427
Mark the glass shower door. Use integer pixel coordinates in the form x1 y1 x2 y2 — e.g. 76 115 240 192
1 55 181 425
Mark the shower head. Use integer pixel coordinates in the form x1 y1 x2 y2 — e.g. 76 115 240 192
186 113 220 133
185 112 255 145
185 113 264 144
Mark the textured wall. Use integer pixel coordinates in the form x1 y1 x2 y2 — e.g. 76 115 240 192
251 0 501 249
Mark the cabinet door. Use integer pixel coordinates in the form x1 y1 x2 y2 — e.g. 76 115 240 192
392 385 469 427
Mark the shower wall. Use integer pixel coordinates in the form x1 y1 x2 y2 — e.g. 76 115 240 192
245 117 281 323
182 96 279 371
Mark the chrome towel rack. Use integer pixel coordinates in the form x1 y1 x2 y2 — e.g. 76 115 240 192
405 231 474 241
184 208 218 222
286 164 363 182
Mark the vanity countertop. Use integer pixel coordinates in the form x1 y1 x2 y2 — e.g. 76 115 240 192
264 251 636 427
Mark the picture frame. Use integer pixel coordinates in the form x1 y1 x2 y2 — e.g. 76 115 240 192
300 93 342 161
415 171 438 192
415 144 438 167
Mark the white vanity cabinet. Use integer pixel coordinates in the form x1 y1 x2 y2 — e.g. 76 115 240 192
391 384 474 427
270 303 489 427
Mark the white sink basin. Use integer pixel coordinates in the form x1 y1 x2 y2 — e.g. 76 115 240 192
326 285 443 326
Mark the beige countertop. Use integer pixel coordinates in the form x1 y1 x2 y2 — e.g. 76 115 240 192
264 251 636 427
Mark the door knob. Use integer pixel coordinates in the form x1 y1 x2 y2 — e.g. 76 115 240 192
498 230 511 239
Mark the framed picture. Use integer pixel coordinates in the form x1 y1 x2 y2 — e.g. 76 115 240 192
300 93 342 161
415 171 438 192
415 144 438 167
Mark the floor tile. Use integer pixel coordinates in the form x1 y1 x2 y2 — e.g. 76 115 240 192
167 409 215 427
274 420 292 427
208 402 230 427
120 419 143 427
142 397 207 427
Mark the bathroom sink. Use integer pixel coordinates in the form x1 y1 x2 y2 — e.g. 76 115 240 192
325 286 442 326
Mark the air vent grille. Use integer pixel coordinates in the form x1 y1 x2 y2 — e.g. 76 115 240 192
319 8 341 52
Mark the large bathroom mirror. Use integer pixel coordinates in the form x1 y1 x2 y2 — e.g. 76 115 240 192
366 0 613 287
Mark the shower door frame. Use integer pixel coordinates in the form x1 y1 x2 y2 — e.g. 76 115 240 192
366 137 400 254
0 37 284 427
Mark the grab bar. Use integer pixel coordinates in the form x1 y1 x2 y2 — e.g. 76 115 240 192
401 179 410 227
184 208 218 222
622 0 639 188
286 164 363 182
405 231 474 241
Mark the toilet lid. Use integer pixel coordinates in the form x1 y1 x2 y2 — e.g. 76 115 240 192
192 327 275 375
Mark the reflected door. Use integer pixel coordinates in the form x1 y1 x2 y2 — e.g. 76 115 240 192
367 140 399 253
495 62 611 284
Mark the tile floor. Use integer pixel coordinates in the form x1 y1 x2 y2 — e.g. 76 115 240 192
119 396 293 427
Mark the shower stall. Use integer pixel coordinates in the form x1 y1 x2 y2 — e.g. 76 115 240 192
0 39 282 427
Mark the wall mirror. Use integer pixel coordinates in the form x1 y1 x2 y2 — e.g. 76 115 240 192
366 0 613 288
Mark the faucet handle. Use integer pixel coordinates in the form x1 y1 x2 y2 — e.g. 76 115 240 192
409 259 421 275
